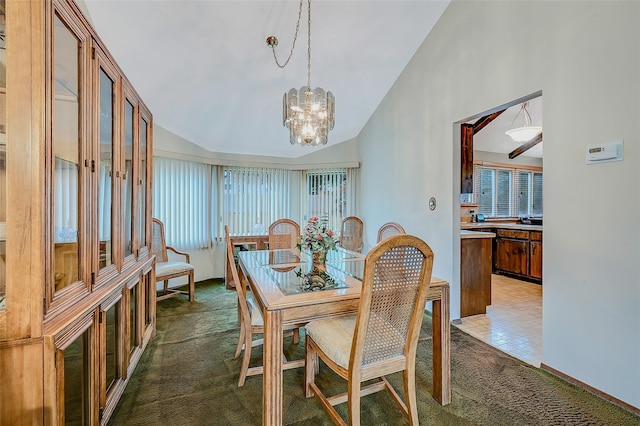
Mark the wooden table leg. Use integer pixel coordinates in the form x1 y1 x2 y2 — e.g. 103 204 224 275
263 309 284 425
431 285 451 405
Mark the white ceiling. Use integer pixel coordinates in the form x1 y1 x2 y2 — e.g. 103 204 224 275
84 0 451 158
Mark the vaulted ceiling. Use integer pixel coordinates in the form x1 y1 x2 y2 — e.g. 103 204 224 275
84 1 451 158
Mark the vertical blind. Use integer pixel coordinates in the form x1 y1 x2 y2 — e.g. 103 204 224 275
151 157 358 248
303 169 357 233
53 157 78 243
97 162 112 241
153 157 211 250
222 167 295 236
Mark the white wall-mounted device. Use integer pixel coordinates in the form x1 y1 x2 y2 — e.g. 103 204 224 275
585 141 623 165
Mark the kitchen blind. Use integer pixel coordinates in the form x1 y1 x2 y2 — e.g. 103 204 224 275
474 165 542 218
496 169 512 217
532 172 543 215
517 171 531 216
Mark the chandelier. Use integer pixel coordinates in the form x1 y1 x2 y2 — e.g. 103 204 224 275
505 101 542 142
266 0 335 146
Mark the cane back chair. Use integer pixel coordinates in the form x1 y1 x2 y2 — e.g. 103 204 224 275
151 218 195 302
340 216 364 253
268 218 300 250
226 226 304 387
377 221 406 243
304 234 434 425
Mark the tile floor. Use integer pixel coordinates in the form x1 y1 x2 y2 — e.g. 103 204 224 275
454 274 542 366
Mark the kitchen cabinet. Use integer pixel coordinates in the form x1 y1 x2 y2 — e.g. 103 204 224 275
0 1 155 424
460 231 494 317
529 232 543 279
495 230 529 276
494 228 541 283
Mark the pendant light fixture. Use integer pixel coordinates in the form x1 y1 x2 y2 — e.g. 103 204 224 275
505 101 542 142
267 0 335 146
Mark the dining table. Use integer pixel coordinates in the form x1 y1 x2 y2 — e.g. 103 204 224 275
237 247 451 426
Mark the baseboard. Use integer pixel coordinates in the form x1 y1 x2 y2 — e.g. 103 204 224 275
540 363 640 416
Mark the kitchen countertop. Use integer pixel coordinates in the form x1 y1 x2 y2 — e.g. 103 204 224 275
461 222 543 232
460 230 496 239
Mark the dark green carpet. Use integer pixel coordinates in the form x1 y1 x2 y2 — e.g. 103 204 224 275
108 279 638 425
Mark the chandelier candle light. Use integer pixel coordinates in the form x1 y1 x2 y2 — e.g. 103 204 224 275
266 0 335 146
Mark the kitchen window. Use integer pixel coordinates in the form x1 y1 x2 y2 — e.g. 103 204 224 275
474 164 542 218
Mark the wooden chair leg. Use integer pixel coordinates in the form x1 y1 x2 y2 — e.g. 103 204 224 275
348 376 362 426
163 279 169 292
188 270 195 302
238 327 253 387
293 327 300 344
305 338 317 398
235 319 245 359
404 365 419 426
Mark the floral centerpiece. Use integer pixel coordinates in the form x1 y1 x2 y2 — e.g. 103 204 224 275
298 217 337 264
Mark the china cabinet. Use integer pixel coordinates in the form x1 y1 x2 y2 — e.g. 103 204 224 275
0 1 155 424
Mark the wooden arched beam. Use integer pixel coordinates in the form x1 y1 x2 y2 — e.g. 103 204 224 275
508 133 543 159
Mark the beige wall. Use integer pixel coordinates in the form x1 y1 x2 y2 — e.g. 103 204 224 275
355 0 639 409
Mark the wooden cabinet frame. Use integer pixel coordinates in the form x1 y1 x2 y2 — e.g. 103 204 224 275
0 1 155 424
92 44 122 288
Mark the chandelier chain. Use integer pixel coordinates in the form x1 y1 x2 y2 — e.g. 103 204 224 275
266 0 334 146
270 0 304 69
306 0 312 89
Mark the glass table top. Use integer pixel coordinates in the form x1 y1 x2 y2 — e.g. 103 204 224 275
252 249 304 266
262 262 352 295
247 248 365 295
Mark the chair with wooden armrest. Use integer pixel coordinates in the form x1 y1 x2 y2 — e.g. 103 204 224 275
340 216 364 253
226 225 304 387
151 218 195 302
304 234 434 425
268 218 300 250
377 221 406 243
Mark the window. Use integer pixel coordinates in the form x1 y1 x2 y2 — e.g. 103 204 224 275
475 164 542 218
517 170 543 216
153 157 211 250
304 169 347 233
151 158 359 246
222 167 298 235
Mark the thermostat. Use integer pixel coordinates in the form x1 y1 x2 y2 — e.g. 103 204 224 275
586 141 623 164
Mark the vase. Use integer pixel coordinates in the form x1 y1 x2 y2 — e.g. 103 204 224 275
312 251 326 266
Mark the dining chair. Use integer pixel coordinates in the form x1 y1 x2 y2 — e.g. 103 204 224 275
226 226 304 387
304 234 434 425
376 221 406 243
268 218 301 250
340 216 364 253
151 218 195 302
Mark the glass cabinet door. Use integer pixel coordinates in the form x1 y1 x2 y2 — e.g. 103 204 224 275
123 99 134 259
52 11 85 294
0 0 7 311
97 67 115 272
138 116 148 250
101 297 122 406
